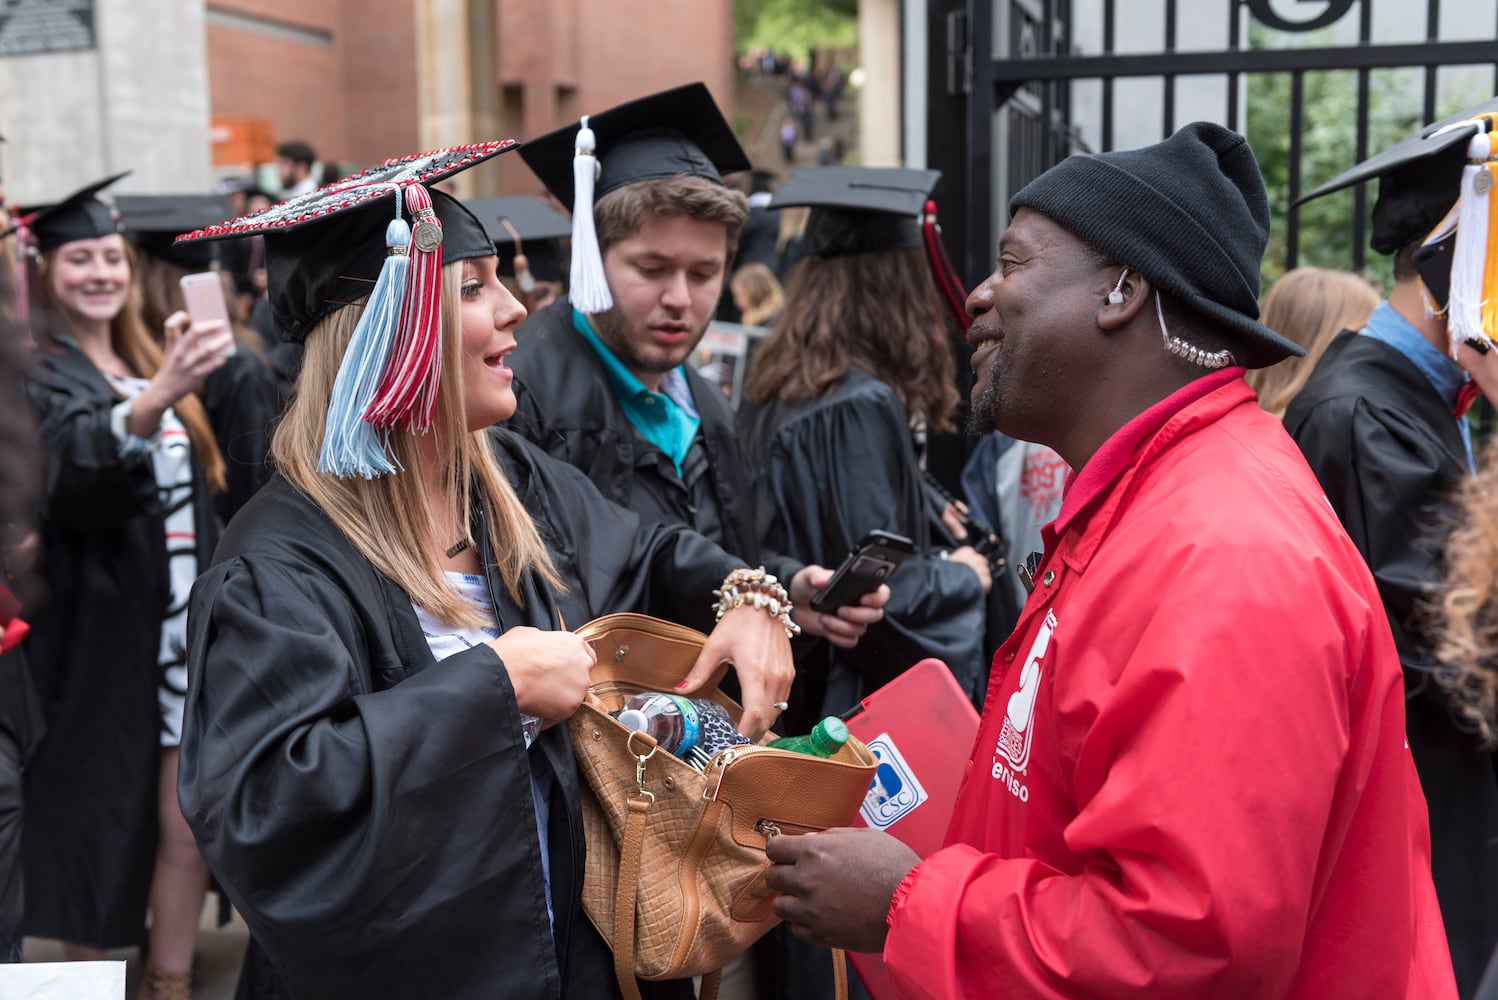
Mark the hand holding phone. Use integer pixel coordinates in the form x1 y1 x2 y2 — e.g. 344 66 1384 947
810 530 914 614
179 271 236 358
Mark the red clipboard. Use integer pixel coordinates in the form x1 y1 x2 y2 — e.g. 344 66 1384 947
844 657 981 1000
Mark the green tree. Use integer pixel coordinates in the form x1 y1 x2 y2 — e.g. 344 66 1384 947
1244 24 1487 292
735 0 858 57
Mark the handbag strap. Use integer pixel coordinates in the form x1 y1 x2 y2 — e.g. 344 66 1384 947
614 793 652 1000
613 790 849 1000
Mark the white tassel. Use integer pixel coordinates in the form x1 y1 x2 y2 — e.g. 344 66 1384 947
569 115 613 313
1446 132 1494 357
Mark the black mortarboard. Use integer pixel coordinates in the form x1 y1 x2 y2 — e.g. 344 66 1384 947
177 142 518 478
116 194 236 271
519 82 750 209
771 166 941 258
11 172 130 253
518 82 750 312
466 196 571 283
1297 96 1498 255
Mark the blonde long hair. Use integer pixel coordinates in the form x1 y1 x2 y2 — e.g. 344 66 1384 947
38 242 227 494
271 262 560 628
1247 267 1380 418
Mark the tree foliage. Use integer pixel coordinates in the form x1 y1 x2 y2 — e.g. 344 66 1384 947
1244 24 1487 291
734 0 858 57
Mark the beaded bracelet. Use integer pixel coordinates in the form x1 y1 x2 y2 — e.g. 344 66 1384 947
711 566 802 638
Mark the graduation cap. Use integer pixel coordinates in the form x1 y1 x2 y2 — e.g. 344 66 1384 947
1300 98 1498 353
518 82 751 313
771 166 940 258
770 166 971 331
177 141 517 478
116 193 236 271
466 195 571 285
8 172 130 253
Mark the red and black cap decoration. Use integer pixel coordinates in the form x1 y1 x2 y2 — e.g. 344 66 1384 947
176 141 519 478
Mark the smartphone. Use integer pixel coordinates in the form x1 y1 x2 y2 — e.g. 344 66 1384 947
179 271 236 357
810 530 914 614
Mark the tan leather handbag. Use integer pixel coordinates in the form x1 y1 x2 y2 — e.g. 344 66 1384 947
570 613 878 1000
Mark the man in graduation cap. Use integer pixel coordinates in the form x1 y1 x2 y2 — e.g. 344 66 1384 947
511 83 885 649
1284 98 1498 996
762 122 1457 997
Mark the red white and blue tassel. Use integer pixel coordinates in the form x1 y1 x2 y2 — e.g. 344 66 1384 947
366 183 444 432
318 195 411 478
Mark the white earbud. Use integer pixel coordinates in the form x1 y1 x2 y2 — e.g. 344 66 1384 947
1108 268 1130 305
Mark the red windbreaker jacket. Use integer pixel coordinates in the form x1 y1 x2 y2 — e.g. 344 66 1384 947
884 373 1456 998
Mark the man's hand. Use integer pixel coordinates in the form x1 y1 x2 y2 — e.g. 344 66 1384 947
788 565 889 649
765 828 921 954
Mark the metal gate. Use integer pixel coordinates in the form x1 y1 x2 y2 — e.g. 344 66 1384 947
922 0 1498 289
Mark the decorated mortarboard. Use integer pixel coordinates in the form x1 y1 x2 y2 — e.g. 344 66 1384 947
770 166 970 331
7 172 130 253
1301 97 1498 355
466 195 571 285
116 194 236 271
176 141 517 479
519 82 751 313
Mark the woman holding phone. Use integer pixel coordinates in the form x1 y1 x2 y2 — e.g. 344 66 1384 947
739 167 992 741
13 176 229 999
118 194 280 523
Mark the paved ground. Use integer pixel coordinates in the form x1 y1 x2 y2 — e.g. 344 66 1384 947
22 902 248 999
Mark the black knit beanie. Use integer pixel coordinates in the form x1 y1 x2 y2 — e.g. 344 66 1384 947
1010 122 1302 368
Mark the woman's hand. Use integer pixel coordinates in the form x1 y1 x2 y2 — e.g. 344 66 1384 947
488 626 598 722
946 545 993 595
788 564 889 649
940 500 970 542
678 604 795 741
129 311 234 438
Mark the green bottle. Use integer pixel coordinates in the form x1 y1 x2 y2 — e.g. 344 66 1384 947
767 716 850 758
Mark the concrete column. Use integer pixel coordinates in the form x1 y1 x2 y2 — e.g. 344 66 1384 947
859 0 902 167
0 0 213 202
413 0 501 198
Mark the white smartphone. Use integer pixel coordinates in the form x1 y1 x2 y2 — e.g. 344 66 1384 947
179 271 236 358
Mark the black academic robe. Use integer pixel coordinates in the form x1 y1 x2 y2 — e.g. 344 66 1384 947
22 332 220 947
179 428 737 1000
1285 329 1498 998
738 368 986 735
509 298 761 565
200 349 278 523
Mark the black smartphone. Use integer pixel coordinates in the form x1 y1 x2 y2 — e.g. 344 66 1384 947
810 530 915 614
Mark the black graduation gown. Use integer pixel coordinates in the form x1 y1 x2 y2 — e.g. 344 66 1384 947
179 428 738 1000
738 368 986 735
22 332 220 947
508 298 761 565
1285 329 1498 997
199 348 278 523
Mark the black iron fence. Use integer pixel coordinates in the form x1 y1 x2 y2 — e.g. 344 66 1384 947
925 0 1498 289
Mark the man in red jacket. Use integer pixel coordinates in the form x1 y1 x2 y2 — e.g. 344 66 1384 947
765 122 1457 997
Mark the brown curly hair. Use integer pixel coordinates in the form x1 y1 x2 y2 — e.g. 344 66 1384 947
1433 436 1498 746
743 247 959 431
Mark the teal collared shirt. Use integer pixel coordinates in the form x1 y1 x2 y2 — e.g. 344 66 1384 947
572 309 701 473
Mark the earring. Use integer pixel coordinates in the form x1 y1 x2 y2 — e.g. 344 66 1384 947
1107 268 1130 305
